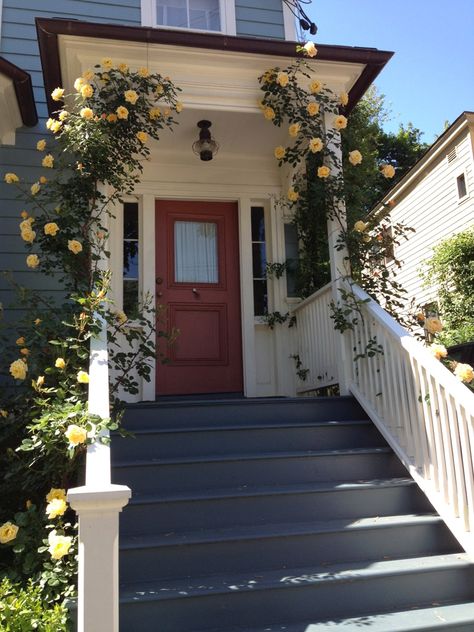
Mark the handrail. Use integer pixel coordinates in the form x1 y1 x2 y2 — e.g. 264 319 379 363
343 280 474 555
67 313 131 632
290 282 338 392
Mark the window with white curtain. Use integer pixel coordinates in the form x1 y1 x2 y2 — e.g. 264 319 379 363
156 0 220 31
174 221 218 283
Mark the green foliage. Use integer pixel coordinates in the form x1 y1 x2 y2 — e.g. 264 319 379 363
0 578 69 631
423 228 474 345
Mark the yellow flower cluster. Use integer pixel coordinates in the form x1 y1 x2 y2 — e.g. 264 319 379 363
51 87 64 102
65 424 88 446
44 222 59 237
349 150 363 166
149 107 161 120
0 521 19 544
26 254 39 269
136 131 148 143
80 84 94 99
4 173 19 184
20 217 36 243
36 139 47 151
42 154 54 168
46 498 67 519
277 72 289 87
289 123 300 138
46 118 62 133
354 220 369 233
454 363 474 384
317 166 330 179
381 164 396 178
9 359 27 380
48 531 73 560
116 106 129 120
68 239 83 254
306 102 320 117
309 138 323 153
46 488 66 503
80 107 94 120
339 92 349 106
287 188 299 202
429 343 448 360
124 89 139 105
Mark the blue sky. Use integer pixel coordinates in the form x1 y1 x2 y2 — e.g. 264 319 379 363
304 0 474 144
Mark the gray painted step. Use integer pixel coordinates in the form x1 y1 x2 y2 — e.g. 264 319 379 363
122 397 368 430
120 514 459 583
112 420 386 461
119 478 433 535
119 554 474 632
209 602 474 631
113 447 407 494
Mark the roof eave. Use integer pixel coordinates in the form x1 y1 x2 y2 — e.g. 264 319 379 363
0 56 38 128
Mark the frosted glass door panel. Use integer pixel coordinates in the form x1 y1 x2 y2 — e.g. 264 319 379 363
174 221 218 283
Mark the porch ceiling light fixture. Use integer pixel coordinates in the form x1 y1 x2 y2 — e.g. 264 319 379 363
192 120 219 162
282 0 317 35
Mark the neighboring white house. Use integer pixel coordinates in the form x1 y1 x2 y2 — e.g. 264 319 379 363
373 111 474 313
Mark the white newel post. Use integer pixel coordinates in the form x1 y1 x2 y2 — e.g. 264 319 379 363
324 111 352 394
68 313 131 632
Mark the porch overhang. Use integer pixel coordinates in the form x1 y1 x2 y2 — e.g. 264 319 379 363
0 57 38 145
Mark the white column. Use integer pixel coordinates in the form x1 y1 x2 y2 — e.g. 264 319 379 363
68 486 131 632
324 111 352 395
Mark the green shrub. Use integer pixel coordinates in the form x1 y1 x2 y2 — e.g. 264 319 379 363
424 228 474 345
0 577 69 631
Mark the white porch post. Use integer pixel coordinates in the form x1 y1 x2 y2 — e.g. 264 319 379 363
324 110 352 395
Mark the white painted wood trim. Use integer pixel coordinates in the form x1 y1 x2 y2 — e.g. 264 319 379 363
282 1 297 41
141 194 157 401
140 0 236 35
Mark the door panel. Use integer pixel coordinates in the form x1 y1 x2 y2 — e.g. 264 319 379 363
156 200 243 395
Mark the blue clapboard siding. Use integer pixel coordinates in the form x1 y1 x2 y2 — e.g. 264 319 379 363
0 0 140 320
235 0 285 39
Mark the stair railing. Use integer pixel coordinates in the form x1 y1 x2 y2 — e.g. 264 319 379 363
291 282 338 393
339 281 474 555
67 313 131 632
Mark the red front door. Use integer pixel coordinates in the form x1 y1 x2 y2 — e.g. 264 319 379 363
155 200 243 395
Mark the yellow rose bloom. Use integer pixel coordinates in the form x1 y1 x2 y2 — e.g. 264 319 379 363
306 102 320 117
176 102 183 113
155 84 164 96
118 63 129 73
303 41 318 57
354 220 369 233
149 107 161 120
20 218 33 231
136 131 148 143
80 107 94 120
429 343 448 360
309 137 323 153
68 239 83 254
334 115 348 130
263 107 275 121
82 69 94 81
287 188 299 202
51 87 64 101
20 210 28 219
124 89 139 105
34 318 41 325
425 317 443 334
65 424 88 446
39 176 47 185
26 254 39 268
137 66 149 77
277 72 289 87
116 310 128 325
44 222 59 236
16 337 25 346
116 106 129 120
107 113 117 123
55 357 66 369
20 348 29 356
46 488 67 503
0 522 19 544
274 146 286 160
10 359 27 380
21 228 36 243
74 77 85 92
4 173 19 184
0 410 8 418
309 80 322 94
48 532 73 560
317 166 330 179
101 57 113 70
42 154 54 168
349 150 363 166
289 123 300 137
51 120 62 133
77 370 89 384
36 139 47 151
36 375 44 387
381 164 396 178
80 84 94 99
454 363 474 383
46 498 67 519
339 92 349 106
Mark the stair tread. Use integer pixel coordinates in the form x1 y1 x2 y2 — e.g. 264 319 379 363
125 396 361 409
210 602 474 631
125 477 420 505
120 514 443 550
114 446 393 468
120 553 474 602
118 419 374 435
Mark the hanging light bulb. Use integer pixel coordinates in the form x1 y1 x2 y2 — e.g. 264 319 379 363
192 120 219 162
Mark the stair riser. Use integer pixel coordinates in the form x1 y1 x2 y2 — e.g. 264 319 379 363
119 485 432 535
120 522 458 583
120 565 474 632
112 424 386 461
114 452 406 494
122 398 367 430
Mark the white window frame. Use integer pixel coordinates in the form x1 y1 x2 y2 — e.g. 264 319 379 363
455 170 469 203
141 0 236 35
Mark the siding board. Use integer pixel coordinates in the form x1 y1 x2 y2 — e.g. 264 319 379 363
235 0 285 39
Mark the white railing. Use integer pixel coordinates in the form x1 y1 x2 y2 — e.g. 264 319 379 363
291 282 338 393
67 314 131 632
342 281 474 555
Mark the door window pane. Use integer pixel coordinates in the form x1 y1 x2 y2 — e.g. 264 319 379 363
174 221 218 283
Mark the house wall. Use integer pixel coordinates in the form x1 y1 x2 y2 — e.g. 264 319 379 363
235 0 285 39
388 125 474 311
